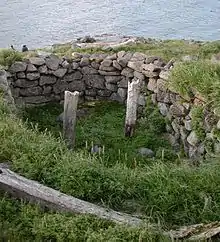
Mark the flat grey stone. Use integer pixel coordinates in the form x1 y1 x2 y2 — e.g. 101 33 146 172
137 148 155 158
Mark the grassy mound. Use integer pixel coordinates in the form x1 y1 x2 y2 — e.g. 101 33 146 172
168 60 220 114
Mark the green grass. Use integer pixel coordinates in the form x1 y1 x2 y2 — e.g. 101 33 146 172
22 101 176 167
1 97 220 230
0 194 168 241
168 60 220 114
51 40 220 62
0 48 38 69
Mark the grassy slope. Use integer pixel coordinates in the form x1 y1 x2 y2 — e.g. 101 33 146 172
1 97 220 239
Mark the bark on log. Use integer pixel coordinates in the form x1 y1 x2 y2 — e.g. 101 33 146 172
63 91 79 149
0 167 143 227
124 79 141 137
0 166 220 240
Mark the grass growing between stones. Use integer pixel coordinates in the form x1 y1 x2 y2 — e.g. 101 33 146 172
168 60 220 114
52 40 220 62
2 98 220 239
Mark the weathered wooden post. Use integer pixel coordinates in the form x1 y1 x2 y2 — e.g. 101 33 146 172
124 79 141 137
63 90 79 149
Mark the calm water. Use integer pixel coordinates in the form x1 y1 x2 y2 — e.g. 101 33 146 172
0 0 220 49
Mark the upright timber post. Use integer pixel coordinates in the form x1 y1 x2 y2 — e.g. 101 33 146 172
63 91 79 149
124 79 141 137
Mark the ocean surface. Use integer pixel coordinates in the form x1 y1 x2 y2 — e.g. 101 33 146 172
0 0 219 49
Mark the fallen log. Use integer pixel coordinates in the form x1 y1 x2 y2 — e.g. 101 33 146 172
0 167 143 227
1 166 220 241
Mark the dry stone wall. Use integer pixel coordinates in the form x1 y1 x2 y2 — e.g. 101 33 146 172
5 52 220 159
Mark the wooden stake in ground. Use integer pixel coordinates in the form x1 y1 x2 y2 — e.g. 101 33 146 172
63 91 79 149
124 79 141 137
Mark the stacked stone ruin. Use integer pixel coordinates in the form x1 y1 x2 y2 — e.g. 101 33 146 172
3 51 220 159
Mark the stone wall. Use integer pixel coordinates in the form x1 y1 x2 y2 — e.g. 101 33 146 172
5 52 220 159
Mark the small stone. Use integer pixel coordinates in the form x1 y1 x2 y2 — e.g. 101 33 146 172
98 70 121 76
97 89 112 97
187 131 199 146
157 79 167 92
217 120 220 130
142 63 161 72
61 60 70 68
159 70 170 80
23 96 53 104
91 145 102 154
101 59 112 67
181 55 198 62
106 83 118 92
105 53 117 60
105 76 122 84
113 60 122 70
53 68 67 78
63 71 82 82
185 120 192 131
72 62 80 70
169 103 188 117
158 102 169 116
19 86 42 96
118 77 128 88
29 57 45 66
53 79 68 94
91 62 100 70
39 75 57 85
45 55 61 70
99 65 116 72
147 78 157 92
117 51 126 59
17 72 26 79
81 66 98 75
80 57 90 67
38 65 48 74
117 52 133 67
130 52 146 61
121 67 134 78
117 88 127 101
43 86 52 95
27 64 37 72
127 61 144 72
9 62 27 73
26 72 40 81
15 79 38 88
138 95 146 106
84 75 105 89
85 89 96 97
137 148 155 158
110 92 123 103
142 70 159 78
68 80 85 92
133 71 145 81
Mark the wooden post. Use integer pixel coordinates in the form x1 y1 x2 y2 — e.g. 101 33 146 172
63 91 79 149
124 79 141 137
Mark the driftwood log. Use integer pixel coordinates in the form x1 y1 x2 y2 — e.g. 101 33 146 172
0 167 143 226
1 165 220 240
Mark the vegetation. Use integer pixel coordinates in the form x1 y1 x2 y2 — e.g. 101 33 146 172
51 39 220 62
168 60 220 113
2 95 220 240
22 101 176 167
0 48 37 69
